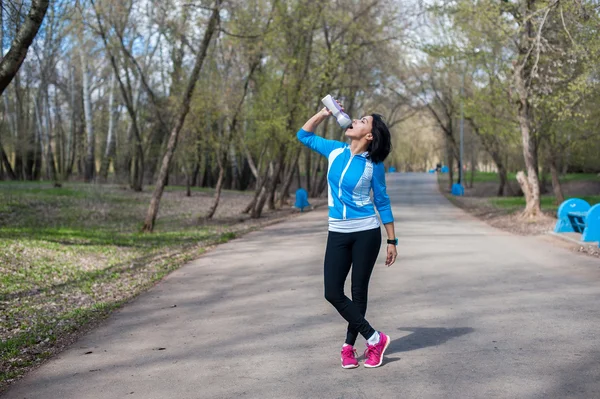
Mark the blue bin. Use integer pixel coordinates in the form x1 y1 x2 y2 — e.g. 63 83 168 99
451 183 464 196
294 188 311 212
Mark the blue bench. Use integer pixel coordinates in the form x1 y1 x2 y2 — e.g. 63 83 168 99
554 198 600 245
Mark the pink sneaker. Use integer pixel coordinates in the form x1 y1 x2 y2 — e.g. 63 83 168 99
341 345 359 369
364 332 390 368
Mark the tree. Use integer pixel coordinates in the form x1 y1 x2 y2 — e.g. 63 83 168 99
446 0 593 215
99 72 118 181
142 0 221 232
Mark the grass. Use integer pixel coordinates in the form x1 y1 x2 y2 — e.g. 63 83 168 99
462 171 600 184
489 195 600 213
438 172 600 215
0 181 269 390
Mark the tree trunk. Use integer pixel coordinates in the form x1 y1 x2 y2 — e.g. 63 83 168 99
0 0 49 96
304 149 311 193
25 118 36 180
191 160 200 187
516 171 534 211
33 104 42 180
144 126 168 185
43 92 57 182
99 72 117 181
253 147 286 218
446 136 454 192
205 123 235 220
295 163 301 192
205 158 225 220
17 72 34 180
3 93 17 175
9 77 23 179
267 174 278 210
229 142 239 190
516 99 541 217
80 51 95 182
132 147 144 191
0 137 15 179
75 93 86 178
245 184 266 214
242 155 267 214
245 161 271 215
277 149 301 208
117 78 142 184
34 95 49 180
309 156 324 197
53 82 66 179
496 161 510 197
65 66 77 178
514 0 542 218
468 146 476 189
540 164 549 195
184 166 191 197
253 189 270 218
142 0 220 232
549 157 565 205
0 8 16 182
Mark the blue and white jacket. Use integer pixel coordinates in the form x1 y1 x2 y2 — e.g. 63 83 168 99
297 128 394 225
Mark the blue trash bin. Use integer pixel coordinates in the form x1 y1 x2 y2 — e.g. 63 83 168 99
294 188 311 212
451 183 464 196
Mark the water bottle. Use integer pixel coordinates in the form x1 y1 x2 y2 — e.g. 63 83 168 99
322 94 352 129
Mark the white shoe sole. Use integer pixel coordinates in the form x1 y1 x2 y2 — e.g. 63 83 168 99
341 361 359 369
364 334 390 368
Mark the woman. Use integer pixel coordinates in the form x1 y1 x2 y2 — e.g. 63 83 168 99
297 101 397 369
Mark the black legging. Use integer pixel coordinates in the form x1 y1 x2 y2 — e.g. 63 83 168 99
323 227 381 346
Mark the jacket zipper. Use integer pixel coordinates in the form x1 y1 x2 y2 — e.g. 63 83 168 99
338 154 354 220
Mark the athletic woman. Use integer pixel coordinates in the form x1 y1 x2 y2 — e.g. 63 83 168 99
297 102 397 369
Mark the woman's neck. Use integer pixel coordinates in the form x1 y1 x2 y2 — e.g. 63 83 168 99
349 139 369 155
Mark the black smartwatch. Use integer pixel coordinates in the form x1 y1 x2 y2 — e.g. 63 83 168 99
387 238 398 245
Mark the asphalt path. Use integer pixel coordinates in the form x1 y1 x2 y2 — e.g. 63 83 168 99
4 173 600 399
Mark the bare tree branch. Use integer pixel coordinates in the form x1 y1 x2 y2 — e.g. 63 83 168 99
559 4 576 46
0 0 49 95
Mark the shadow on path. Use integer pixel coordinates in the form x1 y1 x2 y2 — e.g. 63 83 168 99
387 327 475 355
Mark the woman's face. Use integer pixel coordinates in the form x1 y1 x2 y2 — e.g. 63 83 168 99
345 115 374 142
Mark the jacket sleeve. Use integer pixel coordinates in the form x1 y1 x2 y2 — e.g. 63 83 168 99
297 128 345 158
371 162 394 224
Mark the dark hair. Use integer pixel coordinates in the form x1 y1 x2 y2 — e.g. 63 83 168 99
367 113 392 164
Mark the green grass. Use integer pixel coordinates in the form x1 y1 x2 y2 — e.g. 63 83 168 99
1 301 123 383
0 181 251 389
489 195 600 213
462 171 600 184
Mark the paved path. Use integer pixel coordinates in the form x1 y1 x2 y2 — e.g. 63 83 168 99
4 173 600 399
